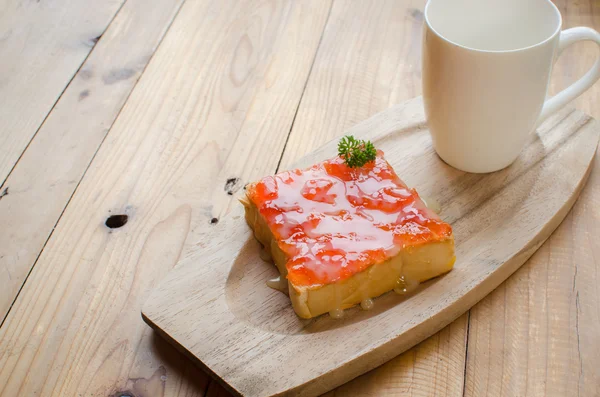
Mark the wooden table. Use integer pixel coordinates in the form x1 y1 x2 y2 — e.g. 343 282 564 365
0 1 598 396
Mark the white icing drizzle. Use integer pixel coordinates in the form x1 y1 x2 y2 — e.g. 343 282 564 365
360 298 374 311
329 308 345 319
394 276 420 295
266 276 288 294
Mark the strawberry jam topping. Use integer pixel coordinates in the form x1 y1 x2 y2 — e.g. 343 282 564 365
247 151 452 287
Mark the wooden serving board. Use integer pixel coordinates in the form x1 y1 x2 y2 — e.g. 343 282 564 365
142 97 599 397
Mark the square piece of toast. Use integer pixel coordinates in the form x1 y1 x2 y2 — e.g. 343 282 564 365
241 151 455 319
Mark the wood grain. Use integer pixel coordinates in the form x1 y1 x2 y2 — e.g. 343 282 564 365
0 1 598 397
142 98 599 397
0 1 331 396
464 147 600 397
464 164 600 396
0 0 125 184
0 0 185 323
550 0 600 119
462 2 600 396
279 1 468 395
321 318 467 397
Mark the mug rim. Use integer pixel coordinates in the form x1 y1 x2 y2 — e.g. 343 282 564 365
424 0 562 54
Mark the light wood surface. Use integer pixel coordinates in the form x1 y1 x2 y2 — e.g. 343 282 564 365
0 1 599 396
142 97 599 397
0 0 185 322
0 0 331 396
0 0 125 184
465 162 600 397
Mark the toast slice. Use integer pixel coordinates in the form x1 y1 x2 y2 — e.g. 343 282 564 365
241 151 455 319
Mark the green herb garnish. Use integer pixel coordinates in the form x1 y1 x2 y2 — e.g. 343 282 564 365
337 135 377 168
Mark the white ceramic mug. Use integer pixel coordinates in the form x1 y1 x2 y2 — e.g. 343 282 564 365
423 0 600 173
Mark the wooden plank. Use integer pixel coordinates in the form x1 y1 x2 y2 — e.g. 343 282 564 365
464 151 600 397
0 0 185 323
142 97 599 397
0 0 125 184
463 2 600 396
276 1 469 395
550 0 600 118
0 1 331 396
324 320 467 396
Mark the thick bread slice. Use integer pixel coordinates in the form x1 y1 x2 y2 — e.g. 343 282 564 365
242 196 455 319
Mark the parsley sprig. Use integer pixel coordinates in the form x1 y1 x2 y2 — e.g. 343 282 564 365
337 135 377 168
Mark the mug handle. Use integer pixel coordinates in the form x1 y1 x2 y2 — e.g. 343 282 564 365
538 27 600 124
